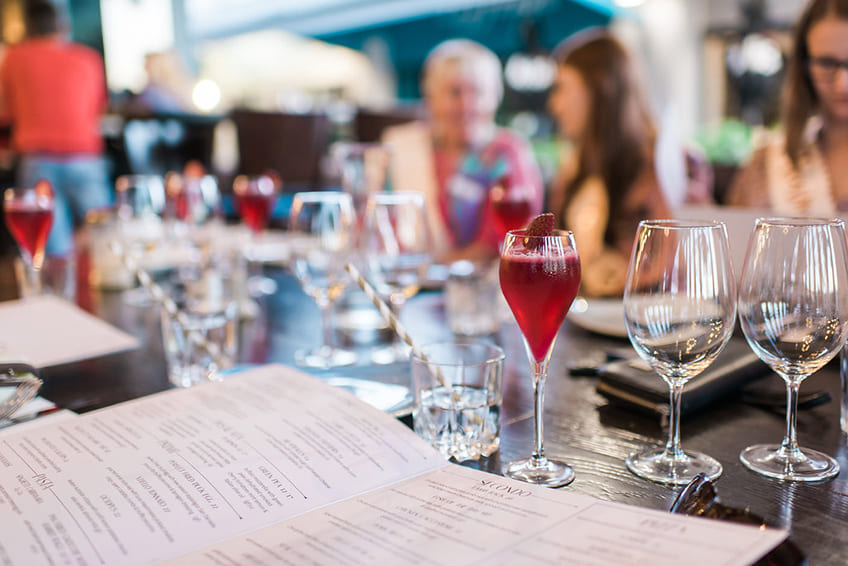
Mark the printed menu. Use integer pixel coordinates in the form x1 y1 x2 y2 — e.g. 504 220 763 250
0 365 786 565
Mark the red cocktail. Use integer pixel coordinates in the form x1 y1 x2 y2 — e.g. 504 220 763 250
500 247 580 361
492 199 533 238
4 181 55 295
499 223 581 487
234 174 278 235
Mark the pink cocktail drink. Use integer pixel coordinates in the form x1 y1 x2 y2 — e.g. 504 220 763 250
492 199 533 238
237 193 275 234
5 204 52 262
499 245 580 361
499 223 581 488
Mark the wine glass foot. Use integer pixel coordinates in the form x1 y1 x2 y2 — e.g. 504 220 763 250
371 342 411 365
740 444 840 482
626 448 722 486
503 457 575 488
295 346 357 369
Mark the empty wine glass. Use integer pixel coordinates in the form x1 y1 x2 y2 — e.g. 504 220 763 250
624 220 736 485
4 180 55 296
499 228 581 487
361 191 430 364
738 218 848 482
289 191 357 368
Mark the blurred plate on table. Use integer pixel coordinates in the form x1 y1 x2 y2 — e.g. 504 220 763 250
324 377 413 417
567 297 628 338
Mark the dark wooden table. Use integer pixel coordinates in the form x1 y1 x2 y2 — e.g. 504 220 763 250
15 265 848 565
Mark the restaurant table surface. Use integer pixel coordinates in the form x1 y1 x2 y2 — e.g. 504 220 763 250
11 264 848 565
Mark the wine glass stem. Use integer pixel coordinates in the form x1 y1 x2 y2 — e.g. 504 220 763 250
320 302 336 353
780 381 802 459
530 358 550 463
664 381 685 460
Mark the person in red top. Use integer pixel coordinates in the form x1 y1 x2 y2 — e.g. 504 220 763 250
0 1 110 257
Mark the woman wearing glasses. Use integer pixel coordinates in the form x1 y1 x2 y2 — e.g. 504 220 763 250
727 0 848 212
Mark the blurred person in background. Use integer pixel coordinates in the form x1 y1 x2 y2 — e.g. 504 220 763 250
726 0 848 213
383 39 544 263
0 1 110 257
547 30 671 297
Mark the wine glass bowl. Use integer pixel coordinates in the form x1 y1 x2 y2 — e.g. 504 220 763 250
233 174 279 235
499 228 581 487
737 217 848 482
623 220 737 485
4 180 55 296
289 191 357 369
361 191 430 364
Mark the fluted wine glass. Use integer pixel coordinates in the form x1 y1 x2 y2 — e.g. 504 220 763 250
361 191 430 364
499 228 581 487
289 191 357 368
738 218 848 482
623 220 736 485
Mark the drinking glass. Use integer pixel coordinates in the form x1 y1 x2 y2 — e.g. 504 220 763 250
623 220 736 485
332 142 391 225
361 192 430 364
289 191 357 368
4 181 55 296
499 229 581 487
233 174 280 296
490 175 535 240
114 174 167 306
738 218 848 482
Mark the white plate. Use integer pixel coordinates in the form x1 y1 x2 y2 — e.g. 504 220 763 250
567 297 628 338
324 377 413 418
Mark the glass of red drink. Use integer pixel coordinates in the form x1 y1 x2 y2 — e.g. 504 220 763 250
499 228 581 487
490 177 534 240
233 174 280 296
623 220 736 485
4 181 55 296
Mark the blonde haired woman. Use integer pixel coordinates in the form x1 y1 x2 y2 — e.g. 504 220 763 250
383 39 543 263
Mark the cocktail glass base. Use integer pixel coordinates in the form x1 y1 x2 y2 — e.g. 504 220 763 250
504 456 574 488
626 448 722 486
295 346 357 369
740 444 839 482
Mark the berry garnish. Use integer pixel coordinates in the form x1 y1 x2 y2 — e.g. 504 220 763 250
524 213 554 250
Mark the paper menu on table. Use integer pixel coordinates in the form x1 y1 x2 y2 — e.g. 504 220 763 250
166 465 786 566
0 295 139 367
0 365 442 565
0 365 786 566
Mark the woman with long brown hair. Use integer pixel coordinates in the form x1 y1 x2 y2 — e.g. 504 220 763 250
547 29 670 297
727 0 848 212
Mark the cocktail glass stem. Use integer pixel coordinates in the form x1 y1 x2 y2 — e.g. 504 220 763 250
530 357 550 463
663 381 685 461
24 256 42 296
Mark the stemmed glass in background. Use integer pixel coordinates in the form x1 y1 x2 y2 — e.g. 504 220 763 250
233 173 280 296
332 142 392 227
361 191 430 364
489 174 535 241
738 218 848 482
289 191 357 368
499 228 581 487
623 220 736 485
4 181 55 296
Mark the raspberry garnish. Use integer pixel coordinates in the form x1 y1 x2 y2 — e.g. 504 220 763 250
524 213 554 250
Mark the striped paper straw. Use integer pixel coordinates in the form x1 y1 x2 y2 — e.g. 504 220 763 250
344 262 456 397
108 240 225 378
